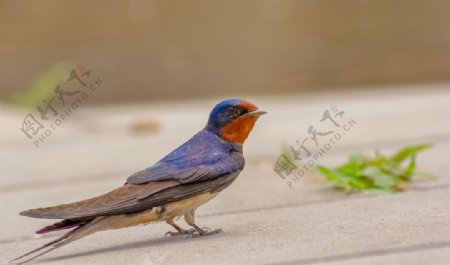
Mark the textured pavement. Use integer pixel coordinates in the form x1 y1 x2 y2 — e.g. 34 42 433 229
1 84 450 264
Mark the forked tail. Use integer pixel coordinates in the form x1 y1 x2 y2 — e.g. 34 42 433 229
10 209 161 264
10 217 108 264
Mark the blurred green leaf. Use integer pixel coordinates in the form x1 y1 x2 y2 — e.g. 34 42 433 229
317 144 434 193
391 144 432 163
8 62 73 108
404 154 416 176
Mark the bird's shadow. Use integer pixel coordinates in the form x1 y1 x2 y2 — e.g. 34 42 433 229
34 232 232 264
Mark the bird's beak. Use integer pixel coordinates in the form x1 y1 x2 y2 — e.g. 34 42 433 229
244 110 267 117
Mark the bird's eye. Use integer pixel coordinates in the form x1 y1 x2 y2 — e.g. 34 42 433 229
226 106 244 119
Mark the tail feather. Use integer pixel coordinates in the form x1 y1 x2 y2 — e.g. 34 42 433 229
10 210 161 264
9 217 106 264
36 219 85 234
9 228 76 265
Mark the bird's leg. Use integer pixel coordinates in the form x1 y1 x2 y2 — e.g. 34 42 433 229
184 209 222 237
164 218 195 237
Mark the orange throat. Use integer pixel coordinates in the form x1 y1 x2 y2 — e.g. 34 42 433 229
220 116 258 144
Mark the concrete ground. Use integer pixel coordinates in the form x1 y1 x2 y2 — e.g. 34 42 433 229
1 84 450 264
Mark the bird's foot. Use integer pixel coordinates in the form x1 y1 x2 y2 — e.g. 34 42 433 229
165 228 196 237
191 227 222 237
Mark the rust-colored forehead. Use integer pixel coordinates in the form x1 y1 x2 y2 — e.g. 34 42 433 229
237 101 258 112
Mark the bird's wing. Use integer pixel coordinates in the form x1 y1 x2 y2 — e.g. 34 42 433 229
20 180 179 220
20 166 242 220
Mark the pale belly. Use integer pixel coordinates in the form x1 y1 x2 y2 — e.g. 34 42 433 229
108 192 219 229
161 192 219 219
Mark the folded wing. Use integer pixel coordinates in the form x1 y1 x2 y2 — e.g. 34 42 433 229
20 168 241 220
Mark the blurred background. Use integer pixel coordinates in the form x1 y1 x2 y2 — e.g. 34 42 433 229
2 2 450 264
1 0 450 105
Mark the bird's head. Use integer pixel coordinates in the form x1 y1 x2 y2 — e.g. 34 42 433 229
206 99 266 144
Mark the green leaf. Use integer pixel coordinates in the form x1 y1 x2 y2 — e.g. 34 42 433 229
316 144 435 194
391 144 432 163
404 154 416 177
361 166 396 188
318 166 354 190
8 63 73 108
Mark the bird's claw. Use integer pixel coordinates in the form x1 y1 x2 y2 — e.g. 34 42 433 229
165 228 196 238
192 227 223 237
165 227 222 238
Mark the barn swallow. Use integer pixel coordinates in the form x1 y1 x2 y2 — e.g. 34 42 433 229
11 99 266 264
